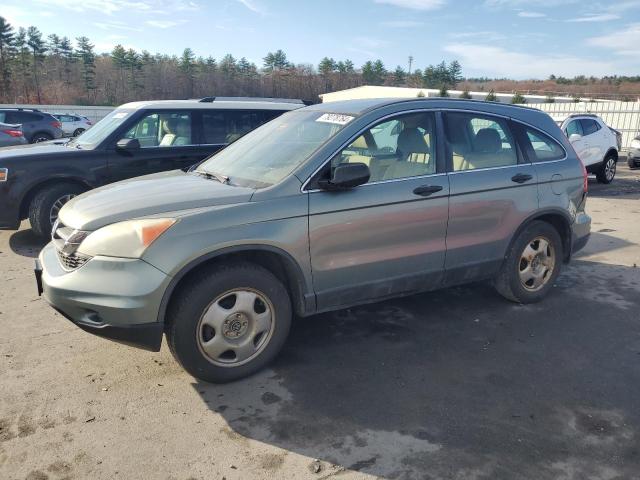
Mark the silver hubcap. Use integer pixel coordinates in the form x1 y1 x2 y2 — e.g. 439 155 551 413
196 288 274 367
49 194 75 226
518 236 555 292
605 158 616 181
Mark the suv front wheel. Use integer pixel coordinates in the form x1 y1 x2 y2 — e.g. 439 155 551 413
494 221 563 304
167 262 292 383
596 154 616 184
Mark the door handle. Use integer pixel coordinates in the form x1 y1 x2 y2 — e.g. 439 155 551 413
413 185 443 196
511 173 533 184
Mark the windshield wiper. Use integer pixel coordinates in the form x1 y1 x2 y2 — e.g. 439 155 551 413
195 170 230 184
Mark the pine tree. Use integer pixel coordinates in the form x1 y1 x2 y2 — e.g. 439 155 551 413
459 89 472 99
59 37 74 86
318 57 336 76
263 49 290 72
485 89 498 102
438 84 449 97
392 66 406 86
179 48 196 97
219 54 237 77
27 26 45 103
0 16 15 100
448 60 462 86
14 28 31 101
511 91 526 104
76 36 96 98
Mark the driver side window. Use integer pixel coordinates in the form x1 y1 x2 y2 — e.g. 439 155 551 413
123 112 193 148
332 112 437 184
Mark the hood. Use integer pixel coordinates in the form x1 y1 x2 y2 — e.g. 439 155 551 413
59 170 255 231
0 140 73 159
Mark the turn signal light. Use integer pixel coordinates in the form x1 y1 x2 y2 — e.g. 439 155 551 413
0 168 8 182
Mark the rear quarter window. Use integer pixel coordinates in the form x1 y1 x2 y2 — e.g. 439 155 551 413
581 119 600 135
521 126 565 162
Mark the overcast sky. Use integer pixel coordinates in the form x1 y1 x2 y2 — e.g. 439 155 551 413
3 0 640 79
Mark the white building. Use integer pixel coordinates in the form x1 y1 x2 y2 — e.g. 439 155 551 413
319 85 608 104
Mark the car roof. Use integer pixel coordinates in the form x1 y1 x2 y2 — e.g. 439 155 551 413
117 99 304 111
305 97 552 124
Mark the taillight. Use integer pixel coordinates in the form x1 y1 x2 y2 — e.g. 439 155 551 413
51 121 62 129
2 129 23 138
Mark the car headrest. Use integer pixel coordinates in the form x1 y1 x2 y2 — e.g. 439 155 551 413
162 118 178 135
475 128 501 153
397 128 430 156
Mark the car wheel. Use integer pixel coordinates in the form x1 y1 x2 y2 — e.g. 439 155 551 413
28 183 83 237
166 262 292 383
628 158 637 169
494 221 563 304
596 155 616 184
31 133 53 143
73 128 85 137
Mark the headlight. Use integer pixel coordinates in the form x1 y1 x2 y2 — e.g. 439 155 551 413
631 139 640 149
77 218 176 258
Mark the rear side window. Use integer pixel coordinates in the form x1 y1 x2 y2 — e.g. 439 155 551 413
522 128 565 162
201 110 284 145
565 120 583 137
581 119 600 135
444 112 518 171
5 111 40 123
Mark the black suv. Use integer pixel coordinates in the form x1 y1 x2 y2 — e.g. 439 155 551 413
0 108 64 143
0 98 303 236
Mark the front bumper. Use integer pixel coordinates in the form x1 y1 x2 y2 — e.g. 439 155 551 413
38 242 171 351
628 148 640 166
571 211 591 255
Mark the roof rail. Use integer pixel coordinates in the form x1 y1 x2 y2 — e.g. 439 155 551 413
198 96 304 105
566 113 599 118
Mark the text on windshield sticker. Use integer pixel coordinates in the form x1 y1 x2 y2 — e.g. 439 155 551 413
316 113 354 125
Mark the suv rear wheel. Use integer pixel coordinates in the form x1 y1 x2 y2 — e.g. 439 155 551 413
29 183 83 237
596 154 616 184
166 262 292 383
494 221 563 304
31 132 53 143
73 128 85 137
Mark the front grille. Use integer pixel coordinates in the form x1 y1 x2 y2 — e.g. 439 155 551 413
53 221 92 271
57 250 91 271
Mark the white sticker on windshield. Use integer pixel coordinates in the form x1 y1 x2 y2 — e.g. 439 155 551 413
316 113 354 125
113 112 128 119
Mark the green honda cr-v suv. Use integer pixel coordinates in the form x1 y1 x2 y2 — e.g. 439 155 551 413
36 98 591 383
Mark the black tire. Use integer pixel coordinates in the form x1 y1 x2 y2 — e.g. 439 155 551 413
30 132 53 143
596 154 616 184
73 128 85 137
28 183 84 238
494 221 563 304
166 262 292 383
628 158 637 169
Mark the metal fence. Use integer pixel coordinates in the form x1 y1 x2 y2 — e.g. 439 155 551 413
526 101 640 152
0 104 115 124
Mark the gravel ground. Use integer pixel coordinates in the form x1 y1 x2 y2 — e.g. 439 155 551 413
1 164 639 480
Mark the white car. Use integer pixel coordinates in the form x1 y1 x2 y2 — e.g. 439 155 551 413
53 113 93 137
560 114 619 184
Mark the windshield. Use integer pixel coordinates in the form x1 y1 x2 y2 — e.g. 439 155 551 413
197 110 351 188
69 109 133 149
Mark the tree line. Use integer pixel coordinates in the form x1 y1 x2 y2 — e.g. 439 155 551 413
0 16 469 105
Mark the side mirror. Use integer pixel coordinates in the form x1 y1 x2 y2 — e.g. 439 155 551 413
116 138 140 151
568 133 582 143
318 162 370 190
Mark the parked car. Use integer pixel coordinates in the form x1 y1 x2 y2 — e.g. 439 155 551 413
0 108 64 143
0 97 303 236
0 122 27 147
53 113 93 137
628 134 640 169
560 114 619 184
35 98 592 383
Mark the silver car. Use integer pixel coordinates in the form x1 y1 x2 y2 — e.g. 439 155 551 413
36 98 591 383
0 122 28 147
52 113 93 137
